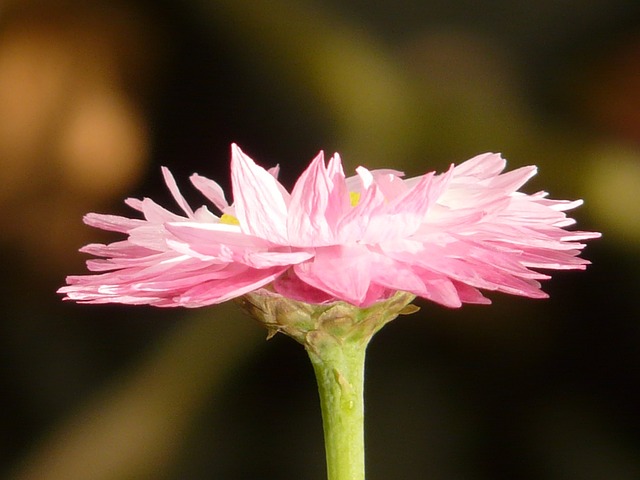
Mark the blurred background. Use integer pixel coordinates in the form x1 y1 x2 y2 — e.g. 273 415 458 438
0 0 638 478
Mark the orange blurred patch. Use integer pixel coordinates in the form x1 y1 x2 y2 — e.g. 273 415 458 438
0 3 163 273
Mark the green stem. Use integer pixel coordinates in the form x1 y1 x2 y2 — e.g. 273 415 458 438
238 290 417 480
307 339 368 480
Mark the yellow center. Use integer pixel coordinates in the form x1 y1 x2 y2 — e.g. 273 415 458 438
349 192 361 207
220 213 240 225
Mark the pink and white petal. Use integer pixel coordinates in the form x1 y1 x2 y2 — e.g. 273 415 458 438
60 284 159 305
359 171 444 243
80 240 164 260
359 283 395 308
498 197 573 225
267 164 280 178
371 168 405 178
83 213 146 233
517 248 592 270
124 197 144 212
374 173 408 201
127 224 172 251
161 167 194 217
242 250 314 269
128 266 251 293
463 224 585 251
175 266 286 306
451 280 491 305
413 269 463 308
294 245 373 306
344 166 404 193
369 255 428 294
230 144 289 243
440 180 519 212
165 238 230 262
193 205 219 223
390 171 438 214
558 230 601 242
287 151 333 245
455 262 547 298
84 259 120 272
190 173 230 212
345 175 362 193
273 269 336 304
60 287 165 305
166 221 272 249
324 154 351 226
138 198 186 223
84 253 172 272
142 258 244 284
546 198 584 212
452 152 506 179
287 152 352 246
385 243 547 298
121 254 224 280
267 165 292 201
337 182 387 242
452 241 552 279
60 257 263 307
487 165 537 193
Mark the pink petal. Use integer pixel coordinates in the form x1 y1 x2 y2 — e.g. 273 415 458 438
336 178 387 242
190 173 229 212
368 255 427 294
161 167 194 217
166 221 271 249
452 281 491 305
287 151 350 246
487 165 537 192
127 224 172 251
137 198 186 223
452 152 506 179
175 266 286 306
242 250 314 269
230 144 289 244
83 213 146 233
294 245 373 306
273 269 336 304
368 170 408 200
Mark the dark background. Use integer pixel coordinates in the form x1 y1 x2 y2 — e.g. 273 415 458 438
0 0 638 478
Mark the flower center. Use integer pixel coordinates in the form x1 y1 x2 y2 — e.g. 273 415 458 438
220 213 240 225
350 192 361 207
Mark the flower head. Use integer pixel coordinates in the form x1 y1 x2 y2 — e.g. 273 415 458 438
59 144 600 308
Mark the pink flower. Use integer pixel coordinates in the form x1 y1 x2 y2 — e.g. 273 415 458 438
59 144 600 308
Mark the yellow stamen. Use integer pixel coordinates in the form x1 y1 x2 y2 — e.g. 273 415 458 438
349 192 361 207
220 213 240 225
